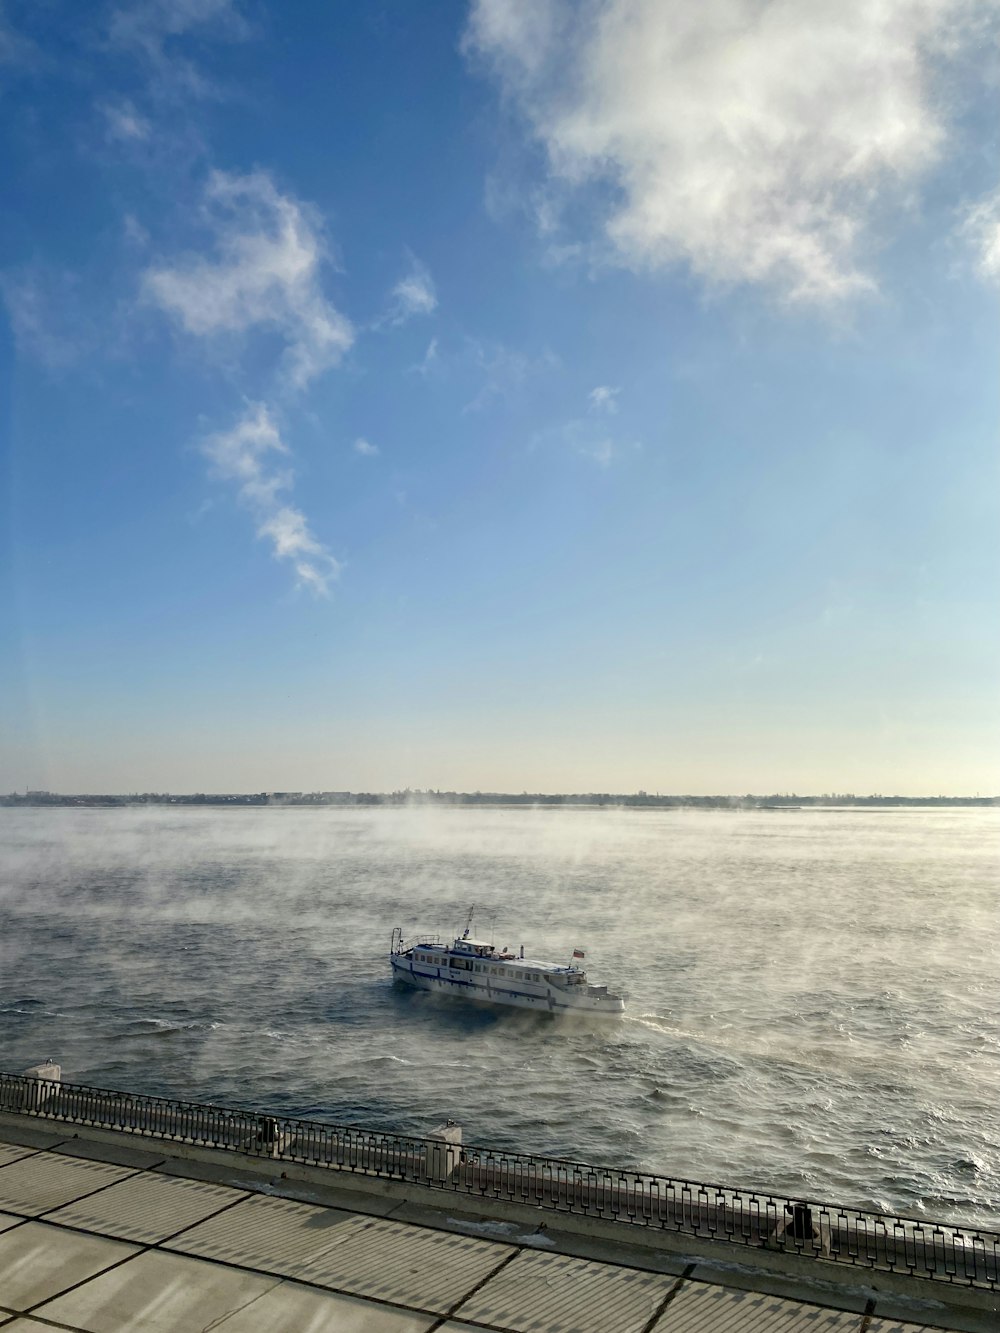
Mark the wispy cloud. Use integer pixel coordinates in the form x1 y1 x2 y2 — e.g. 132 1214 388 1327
0 4 36 69
465 0 994 304
588 385 619 414
201 402 340 594
353 437 379 456
144 169 353 390
409 336 440 377
0 266 94 367
108 0 250 100
100 99 151 143
961 187 1000 284
534 416 640 467
385 255 437 325
463 338 557 412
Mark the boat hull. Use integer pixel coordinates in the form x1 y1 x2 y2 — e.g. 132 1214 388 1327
390 955 624 1016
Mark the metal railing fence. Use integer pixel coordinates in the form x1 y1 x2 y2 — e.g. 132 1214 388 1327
1 1070 996 1292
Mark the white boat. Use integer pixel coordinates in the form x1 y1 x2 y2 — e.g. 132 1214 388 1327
389 912 625 1016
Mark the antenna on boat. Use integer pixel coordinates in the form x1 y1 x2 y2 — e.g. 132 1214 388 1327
462 904 474 940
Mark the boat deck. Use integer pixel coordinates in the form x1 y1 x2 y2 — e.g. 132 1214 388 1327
0 1117 994 1332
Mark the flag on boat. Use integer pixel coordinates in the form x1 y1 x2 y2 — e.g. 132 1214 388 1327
573 948 585 959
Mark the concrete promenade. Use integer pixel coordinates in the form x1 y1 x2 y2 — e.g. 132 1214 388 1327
0 1116 997 1333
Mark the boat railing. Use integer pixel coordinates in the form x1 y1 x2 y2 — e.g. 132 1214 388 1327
390 927 442 954
2 1068 998 1296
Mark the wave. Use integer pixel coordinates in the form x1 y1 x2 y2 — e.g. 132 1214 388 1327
123 1017 221 1036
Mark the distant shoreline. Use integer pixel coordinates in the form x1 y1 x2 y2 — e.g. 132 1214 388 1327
3 791 996 809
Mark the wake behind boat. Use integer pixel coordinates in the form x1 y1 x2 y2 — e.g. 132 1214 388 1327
389 911 625 1015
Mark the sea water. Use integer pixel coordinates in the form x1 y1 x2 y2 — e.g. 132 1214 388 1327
1 804 997 1228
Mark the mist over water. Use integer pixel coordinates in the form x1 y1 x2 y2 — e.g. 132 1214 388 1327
2 805 998 1228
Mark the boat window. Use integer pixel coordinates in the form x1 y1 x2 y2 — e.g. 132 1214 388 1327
490 967 497 975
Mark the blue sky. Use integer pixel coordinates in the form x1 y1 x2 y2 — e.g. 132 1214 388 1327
2 0 998 795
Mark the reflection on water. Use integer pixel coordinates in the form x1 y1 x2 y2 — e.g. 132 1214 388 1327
1 804 998 1226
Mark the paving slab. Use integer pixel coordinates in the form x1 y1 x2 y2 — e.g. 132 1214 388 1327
35 1249 281 1332
0 1320 78 1331
534 1224 691 1276
867 1321 949 1332
54 1137 167 1170
164 1191 362 1275
154 1154 401 1215
0 1124 69 1152
0 1145 36 1169
0 1154 135 1217
45 1171 247 1243
211 1279 439 1331
454 1248 680 1333
0 1212 25 1236
686 1257 873 1316
232 1173 402 1216
0 1220 137 1310
653 1282 864 1331
389 1199 555 1244
295 1215 513 1314
2 1321 89 1332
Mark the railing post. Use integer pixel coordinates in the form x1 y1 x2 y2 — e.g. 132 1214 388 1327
424 1121 462 1183
20 1062 61 1113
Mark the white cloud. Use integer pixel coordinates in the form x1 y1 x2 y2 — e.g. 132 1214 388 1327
110 0 248 48
588 385 619 414
465 0 994 303
410 336 440 377
463 338 557 412
386 256 437 324
0 267 93 367
101 99 151 142
584 438 616 467
533 416 640 467
0 5 35 68
144 169 353 389
201 402 340 594
961 187 1000 283
108 0 250 99
353 437 379 456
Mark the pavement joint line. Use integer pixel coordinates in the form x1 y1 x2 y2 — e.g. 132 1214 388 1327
34 1167 484 1311
54 1142 169 1172
0 1310 88 1333
12 1168 262 1323
27 1165 148 1223
31 1179 252 1250
637 1261 695 1333
440 1244 523 1325
0 1146 50 1169
22 1241 144 1320
199 1276 285 1333
153 1187 254 1246
151 1225 491 1324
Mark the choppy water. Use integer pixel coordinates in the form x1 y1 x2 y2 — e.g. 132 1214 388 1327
1 805 998 1228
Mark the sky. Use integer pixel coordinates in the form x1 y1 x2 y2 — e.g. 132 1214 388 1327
1 0 998 797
